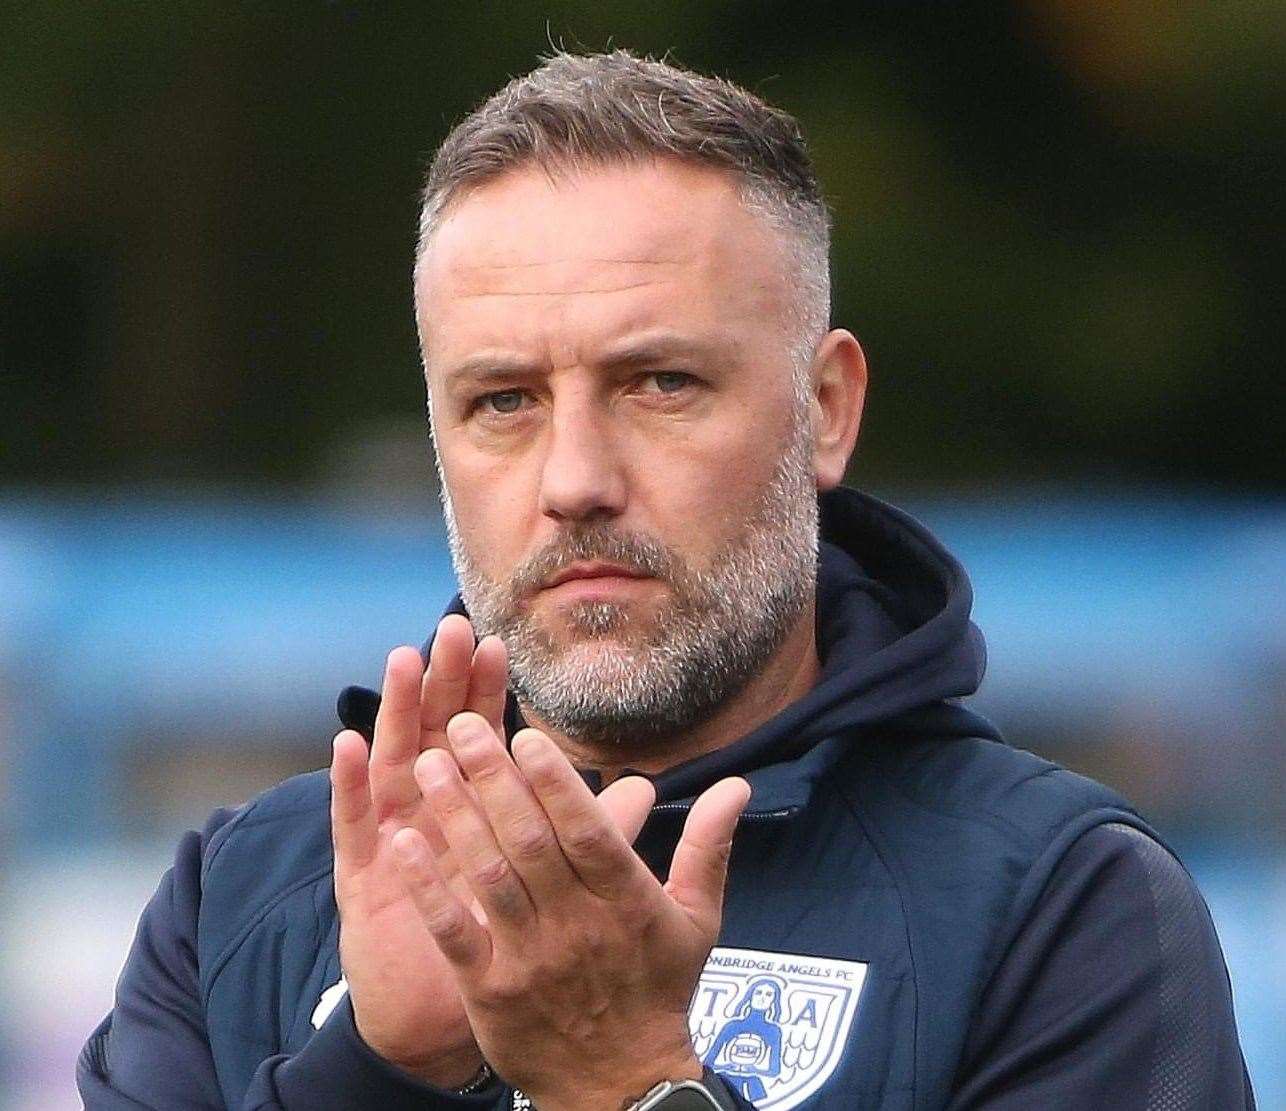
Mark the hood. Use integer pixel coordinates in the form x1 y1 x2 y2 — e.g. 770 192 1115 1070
337 486 1000 804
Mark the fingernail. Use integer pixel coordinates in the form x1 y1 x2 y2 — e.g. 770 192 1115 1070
511 731 545 762
448 714 489 750
417 748 455 786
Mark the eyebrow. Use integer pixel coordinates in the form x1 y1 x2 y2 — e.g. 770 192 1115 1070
596 331 726 368
440 331 730 388
441 355 544 388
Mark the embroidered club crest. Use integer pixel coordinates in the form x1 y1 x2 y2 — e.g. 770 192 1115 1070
688 947 867 1109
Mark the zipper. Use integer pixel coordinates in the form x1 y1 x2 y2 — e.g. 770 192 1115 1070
649 803 800 822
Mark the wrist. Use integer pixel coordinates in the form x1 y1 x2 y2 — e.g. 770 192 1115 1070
362 1035 485 1088
350 1000 483 1087
399 1047 487 1088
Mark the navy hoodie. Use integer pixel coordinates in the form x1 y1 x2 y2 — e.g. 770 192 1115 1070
78 488 1255 1109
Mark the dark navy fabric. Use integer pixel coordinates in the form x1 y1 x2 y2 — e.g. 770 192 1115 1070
78 487 1254 1109
945 822 1253 1109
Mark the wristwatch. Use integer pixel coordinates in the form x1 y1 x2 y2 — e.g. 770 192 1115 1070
625 1068 740 1110
450 1060 497 1095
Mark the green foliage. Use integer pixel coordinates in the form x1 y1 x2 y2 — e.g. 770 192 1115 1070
2 2 1281 488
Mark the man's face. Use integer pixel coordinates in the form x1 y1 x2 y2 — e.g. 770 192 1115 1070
416 159 819 749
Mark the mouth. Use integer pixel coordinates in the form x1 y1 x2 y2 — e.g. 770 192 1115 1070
542 561 649 590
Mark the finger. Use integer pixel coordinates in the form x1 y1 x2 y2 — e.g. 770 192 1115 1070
419 615 475 742
464 635 508 739
416 807 452 859
392 827 491 976
664 778 751 935
596 775 658 846
511 729 654 899
445 713 577 901
330 730 378 877
367 646 428 816
414 747 536 927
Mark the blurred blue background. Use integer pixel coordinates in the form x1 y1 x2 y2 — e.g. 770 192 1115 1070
1 2 1282 1107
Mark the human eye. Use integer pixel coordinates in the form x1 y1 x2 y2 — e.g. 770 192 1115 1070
475 388 530 416
638 370 697 395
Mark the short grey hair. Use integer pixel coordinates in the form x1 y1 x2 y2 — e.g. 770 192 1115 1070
414 49 831 371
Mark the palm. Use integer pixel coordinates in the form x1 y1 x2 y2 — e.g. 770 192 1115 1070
337 811 474 1062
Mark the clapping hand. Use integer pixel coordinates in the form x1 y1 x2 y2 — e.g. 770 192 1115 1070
329 615 504 1084
391 709 751 1110
330 615 674 1090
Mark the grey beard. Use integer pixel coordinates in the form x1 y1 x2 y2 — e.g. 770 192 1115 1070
440 416 819 751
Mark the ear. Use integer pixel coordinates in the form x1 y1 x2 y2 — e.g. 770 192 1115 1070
809 329 867 490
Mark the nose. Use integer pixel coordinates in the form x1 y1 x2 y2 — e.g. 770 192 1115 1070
536 393 627 523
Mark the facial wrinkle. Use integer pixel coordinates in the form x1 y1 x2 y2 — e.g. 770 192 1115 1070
454 279 676 300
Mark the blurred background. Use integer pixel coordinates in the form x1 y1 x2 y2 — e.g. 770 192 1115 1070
1 2 1282 1107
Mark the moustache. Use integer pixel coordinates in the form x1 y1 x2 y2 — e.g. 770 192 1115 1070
508 525 683 602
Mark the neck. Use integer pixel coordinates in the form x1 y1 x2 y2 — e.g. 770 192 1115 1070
518 603 821 781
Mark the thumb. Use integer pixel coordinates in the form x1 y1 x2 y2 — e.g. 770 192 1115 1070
597 774 657 845
664 778 751 934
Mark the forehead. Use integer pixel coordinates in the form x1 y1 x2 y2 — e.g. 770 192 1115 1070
414 160 789 370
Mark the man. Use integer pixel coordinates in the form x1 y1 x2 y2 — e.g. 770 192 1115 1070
79 50 1255 1110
